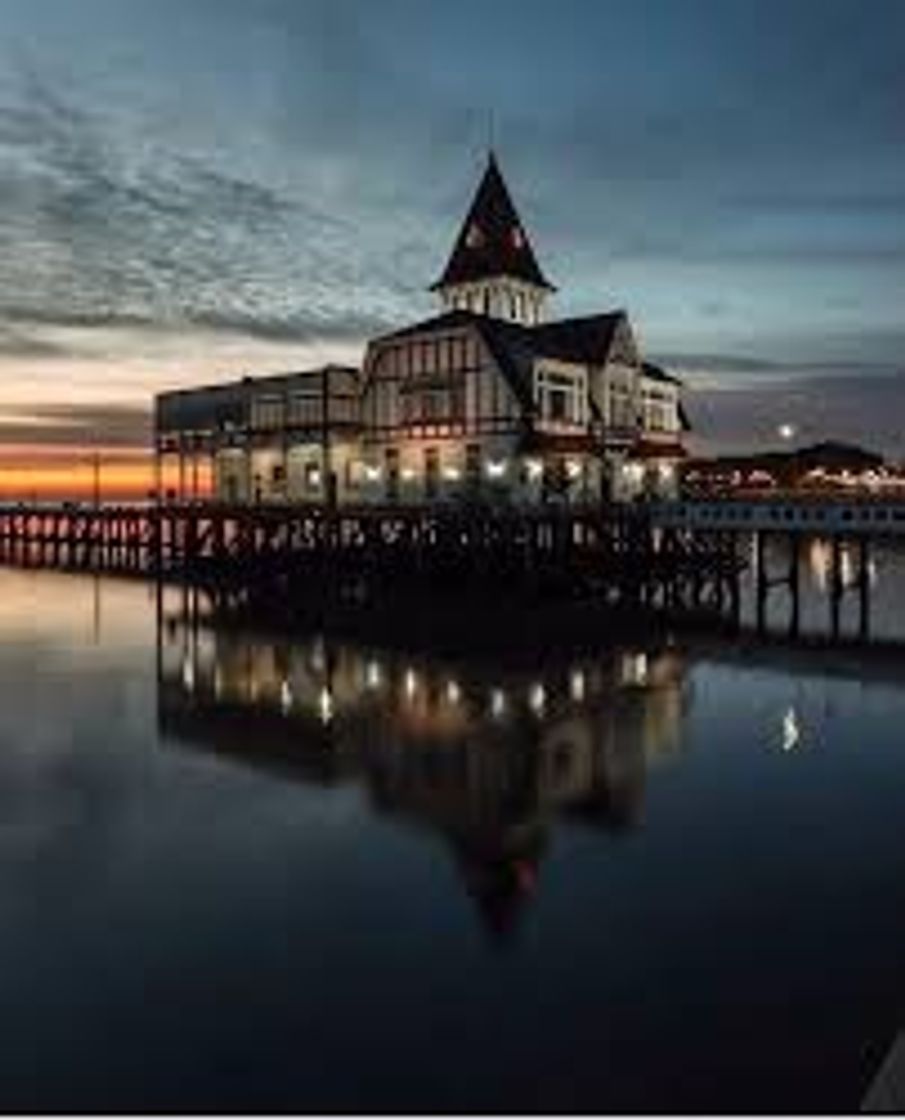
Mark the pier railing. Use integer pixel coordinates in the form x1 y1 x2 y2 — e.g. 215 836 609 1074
651 495 905 535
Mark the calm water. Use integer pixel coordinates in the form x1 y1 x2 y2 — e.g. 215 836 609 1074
2 564 905 1111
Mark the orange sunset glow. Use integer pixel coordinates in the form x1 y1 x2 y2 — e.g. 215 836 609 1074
0 448 210 502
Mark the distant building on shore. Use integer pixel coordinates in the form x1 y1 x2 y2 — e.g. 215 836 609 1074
682 441 887 495
155 152 689 505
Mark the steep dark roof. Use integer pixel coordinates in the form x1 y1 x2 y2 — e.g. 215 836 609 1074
531 312 625 364
642 360 683 386
431 152 555 292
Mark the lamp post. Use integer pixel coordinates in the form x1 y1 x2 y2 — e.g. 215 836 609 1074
92 450 101 508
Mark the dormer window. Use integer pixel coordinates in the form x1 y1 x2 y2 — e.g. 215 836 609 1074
466 223 483 248
511 225 524 249
535 367 587 428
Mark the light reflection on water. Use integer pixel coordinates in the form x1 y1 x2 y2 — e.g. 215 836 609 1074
0 570 901 1110
160 599 689 935
739 534 904 639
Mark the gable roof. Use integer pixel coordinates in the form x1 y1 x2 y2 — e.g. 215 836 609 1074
642 360 683 387
375 309 625 364
431 152 555 292
531 312 626 365
370 309 537 410
369 309 631 415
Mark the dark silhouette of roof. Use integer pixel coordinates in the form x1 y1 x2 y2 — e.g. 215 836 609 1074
431 152 555 292
453 833 546 946
795 441 884 469
687 441 884 475
642 360 683 387
531 312 625 364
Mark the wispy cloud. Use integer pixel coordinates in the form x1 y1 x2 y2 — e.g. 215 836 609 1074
0 403 149 447
0 67 427 360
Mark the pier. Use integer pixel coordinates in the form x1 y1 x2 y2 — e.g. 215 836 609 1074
0 500 738 614
652 496 893 639
0 495 899 640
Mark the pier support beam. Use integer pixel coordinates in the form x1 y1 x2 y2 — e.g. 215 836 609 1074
830 535 843 640
788 532 800 638
858 536 871 641
756 531 768 635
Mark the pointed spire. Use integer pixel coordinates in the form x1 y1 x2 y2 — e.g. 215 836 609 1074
431 152 555 292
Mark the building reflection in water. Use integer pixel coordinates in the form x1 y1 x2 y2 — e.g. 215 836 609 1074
158 592 690 941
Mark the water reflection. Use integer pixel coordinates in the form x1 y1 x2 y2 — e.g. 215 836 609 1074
158 599 689 939
1 570 905 1110
807 538 878 594
781 706 801 752
740 533 903 640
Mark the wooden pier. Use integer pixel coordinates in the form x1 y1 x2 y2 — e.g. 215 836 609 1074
0 501 741 616
0 496 897 640
654 495 894 640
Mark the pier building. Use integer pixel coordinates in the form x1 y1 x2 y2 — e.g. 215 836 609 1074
154 153 688 506
155 365 361 505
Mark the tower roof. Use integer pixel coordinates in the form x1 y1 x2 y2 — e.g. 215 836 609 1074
431 152 555 292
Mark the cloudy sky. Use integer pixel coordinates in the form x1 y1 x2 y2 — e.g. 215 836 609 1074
0 0 904 488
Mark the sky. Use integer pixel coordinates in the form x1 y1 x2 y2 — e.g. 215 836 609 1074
1 0 904 493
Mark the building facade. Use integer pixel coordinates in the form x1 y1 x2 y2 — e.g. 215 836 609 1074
154 152 688 505
155 366 361 504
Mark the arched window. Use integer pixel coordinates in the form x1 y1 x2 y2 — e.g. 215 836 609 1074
483 288 490 315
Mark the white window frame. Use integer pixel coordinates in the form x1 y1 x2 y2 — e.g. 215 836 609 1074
534 366 588 429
